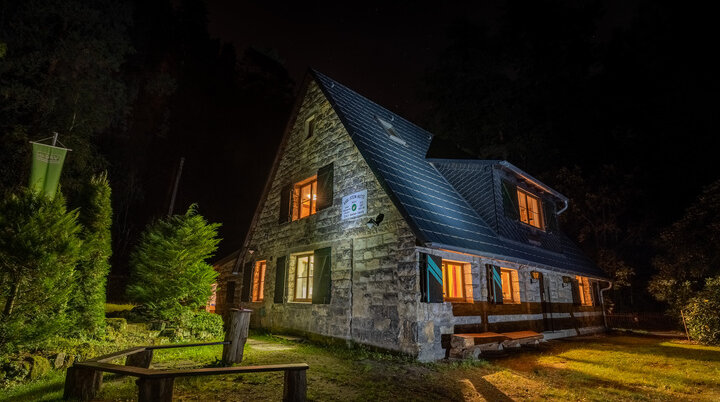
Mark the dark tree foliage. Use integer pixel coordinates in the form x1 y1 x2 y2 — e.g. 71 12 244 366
127 205 220 321
69 172 113 337
0 0 133 200
0 191 82 351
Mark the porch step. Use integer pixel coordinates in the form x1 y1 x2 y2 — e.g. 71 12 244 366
449 331 544 359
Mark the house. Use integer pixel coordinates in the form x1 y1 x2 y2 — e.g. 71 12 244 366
213 70 610 361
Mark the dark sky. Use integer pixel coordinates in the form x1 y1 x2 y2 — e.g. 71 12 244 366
205 0 637 122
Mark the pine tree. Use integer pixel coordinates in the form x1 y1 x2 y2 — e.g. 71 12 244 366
0 190 82 351
70 172 112 337
127 205 220 321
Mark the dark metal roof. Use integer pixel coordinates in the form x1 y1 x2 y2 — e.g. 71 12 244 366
311 70 606 279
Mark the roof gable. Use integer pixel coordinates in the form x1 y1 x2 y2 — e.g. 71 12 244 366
310 70 605 278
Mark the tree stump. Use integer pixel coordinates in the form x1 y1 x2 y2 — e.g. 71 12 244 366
283 369 307 402
137 377 174 402
126 349 153 368
222 309 252 364
63 366 103 401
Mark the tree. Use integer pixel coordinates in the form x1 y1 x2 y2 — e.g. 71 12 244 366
650 179 720 314
127 205 220 321
0 190 82 350
69 172 112 337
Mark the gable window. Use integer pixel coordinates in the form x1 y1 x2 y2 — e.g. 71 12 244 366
294 254 314 302
252 260 266 302
517 188 543 229
575 275 593 306
441 260 473 302
305 115 316 139
500 268 521 304
292 175 317 221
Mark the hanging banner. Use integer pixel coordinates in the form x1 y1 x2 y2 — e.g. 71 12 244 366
29 142 68 199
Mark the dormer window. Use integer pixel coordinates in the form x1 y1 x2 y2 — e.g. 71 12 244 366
376 116 407 146
517 188 543 229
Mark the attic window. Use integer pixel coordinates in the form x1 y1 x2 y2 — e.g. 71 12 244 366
305 115 316 139
517 188 543 229
376 116 407 146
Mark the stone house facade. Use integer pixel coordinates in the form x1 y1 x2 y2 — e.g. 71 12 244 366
214 70 609 361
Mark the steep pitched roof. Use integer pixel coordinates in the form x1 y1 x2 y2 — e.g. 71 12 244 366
311 70 605 279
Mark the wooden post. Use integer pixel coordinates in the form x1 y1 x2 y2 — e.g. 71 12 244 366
63 366 103 401
222 308 252 364
137 377 174 402
680 309 691 341
283 369 307 402
126 349 154 368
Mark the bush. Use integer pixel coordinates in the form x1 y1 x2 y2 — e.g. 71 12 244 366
127 205 220 321
106 318 127 333
684 276 720 345
186 311 224 340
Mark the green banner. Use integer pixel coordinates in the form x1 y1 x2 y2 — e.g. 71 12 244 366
29 142 67 199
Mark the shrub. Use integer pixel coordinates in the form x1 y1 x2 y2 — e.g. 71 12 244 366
127 205 220 321
185 311 224 340
0 190 82 352
684 276 720 345
106 318 127 333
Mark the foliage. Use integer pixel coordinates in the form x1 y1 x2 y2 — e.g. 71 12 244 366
650 179 720 313
127 205 220 321
183 311 224 340
69 172 113 337
0 190 82 352
684 276 720 345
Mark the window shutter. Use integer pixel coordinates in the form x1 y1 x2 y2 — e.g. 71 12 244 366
240 261 253 302
486 264 503 304
420 253 443 303
501 180 520 220
543 198 558 232
571 278 582 305
591 281 600 307
312 247 332 304
226 281 236 305
316 163 334 211
274 256 287 304
278 183 293 224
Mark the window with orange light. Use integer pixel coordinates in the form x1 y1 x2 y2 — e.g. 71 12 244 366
500 268 521 304
252 260 266 302
292 175 317 221
442 261 466 301
575 275 593 306
517 188 543 229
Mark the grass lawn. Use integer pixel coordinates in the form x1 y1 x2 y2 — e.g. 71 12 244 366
3 333 719 401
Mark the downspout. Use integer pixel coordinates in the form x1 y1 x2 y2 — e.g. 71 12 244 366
599 281 613 329
556 199 569 215
349 238 354 342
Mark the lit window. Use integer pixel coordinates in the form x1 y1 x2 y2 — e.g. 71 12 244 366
500 268 520 304
292 176 317 221
294 254 314 302
575 275 593 306
517 188 543 229
252 261 266 302
442 261 467 301
305 115 316 139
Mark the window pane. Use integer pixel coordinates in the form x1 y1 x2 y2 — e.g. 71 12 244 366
300 183 312 218
517 190 529 224
311 181 317 215
501 270 513 300
453 265 463 298
297 256 308 277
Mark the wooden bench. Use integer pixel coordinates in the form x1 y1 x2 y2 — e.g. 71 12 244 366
63 342 309 402
450 331 544 358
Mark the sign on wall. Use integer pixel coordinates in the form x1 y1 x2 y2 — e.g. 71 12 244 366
341 190 367 220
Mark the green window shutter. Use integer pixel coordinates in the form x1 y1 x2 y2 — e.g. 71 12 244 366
486 264 503 304
278 183 293 224
501 180 520 220
316 163 334 211
543 198 558 232
240 261 253 302
225 281 236 305
571 278 582 305
274 256 287 304
312 247 332 304
420 253 443 303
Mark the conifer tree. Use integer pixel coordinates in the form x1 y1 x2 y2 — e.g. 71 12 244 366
127 205 220 321
70 172 112 336
0 190 82 350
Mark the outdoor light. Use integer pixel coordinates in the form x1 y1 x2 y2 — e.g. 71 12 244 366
562 276 572 287
531 271 540 283
366 213 385 229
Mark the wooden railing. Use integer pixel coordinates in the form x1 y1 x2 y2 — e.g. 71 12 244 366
64 342 308 401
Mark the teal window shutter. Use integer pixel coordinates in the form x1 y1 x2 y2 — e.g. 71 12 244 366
274 256 287 304
420 253 443 303
312 247 332 304
486 264 503 304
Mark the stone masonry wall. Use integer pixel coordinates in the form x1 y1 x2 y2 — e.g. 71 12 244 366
226 80 421 355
